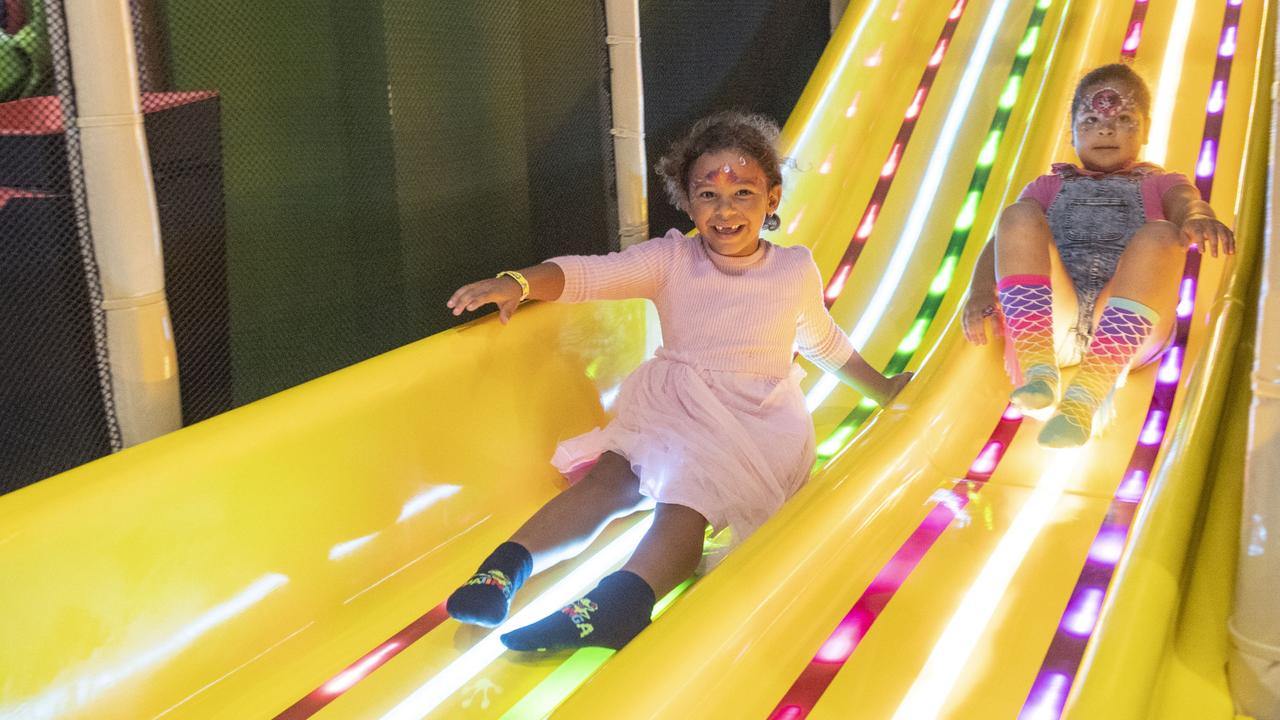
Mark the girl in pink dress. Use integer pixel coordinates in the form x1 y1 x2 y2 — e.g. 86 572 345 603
443 111 910 652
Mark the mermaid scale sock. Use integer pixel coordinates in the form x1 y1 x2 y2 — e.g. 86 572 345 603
1040 298 1158 448
998 275 1059 412
446 542 532 627
501 570 655 652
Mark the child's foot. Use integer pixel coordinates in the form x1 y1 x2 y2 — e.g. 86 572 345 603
1038 412 1091 448
501 570 655 652
1010 366 1059 414
446 542 532 627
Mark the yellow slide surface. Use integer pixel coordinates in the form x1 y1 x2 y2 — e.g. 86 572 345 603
0 1 1269 718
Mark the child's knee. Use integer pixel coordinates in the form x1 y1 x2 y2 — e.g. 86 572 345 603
1133 220 1183 251
1000 201 1048 233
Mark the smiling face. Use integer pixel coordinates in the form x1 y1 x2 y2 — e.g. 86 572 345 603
1071 84 1148 172
686 149 782 257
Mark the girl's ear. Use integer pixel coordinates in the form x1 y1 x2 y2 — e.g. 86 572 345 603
768 184 782 212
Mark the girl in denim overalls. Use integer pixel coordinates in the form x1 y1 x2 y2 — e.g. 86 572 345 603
963 64 1235 447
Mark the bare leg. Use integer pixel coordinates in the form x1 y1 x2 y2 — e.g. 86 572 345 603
621 503 708 600
511 451 651 573
1090 221 1183 366
994 201 1053 278
1041 222 1183 447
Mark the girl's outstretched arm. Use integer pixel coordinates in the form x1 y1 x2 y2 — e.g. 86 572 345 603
447 262 565 324
962 237 1001 345
1162 183 1236 257
834 351 911 407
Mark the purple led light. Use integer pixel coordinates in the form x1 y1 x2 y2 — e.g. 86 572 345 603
1020 672 1071 720
1123 23 1142 51
1207 80 1226 113
1116 470 1147 502
1219 26 1237 57
1176 278 1196 318
1157 346 1182 384
814 607 873 663
1061 587 1106 637
1196 140 1216 177
1139 411 1166 446
1088 525 1127 564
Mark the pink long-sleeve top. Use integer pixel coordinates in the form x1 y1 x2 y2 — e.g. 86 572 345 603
548 229 855 378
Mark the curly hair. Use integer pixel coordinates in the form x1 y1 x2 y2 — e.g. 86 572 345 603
655 111 783 211
1071 63 1152 120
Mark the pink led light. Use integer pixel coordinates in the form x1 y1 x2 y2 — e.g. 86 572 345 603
1207 80 1226 113
826 265 851 301
1123 23 1142 52
866 46 884 67
1219 26 1237 57
1116 470 1147 502
1157 346 1182 384
1196 140 1216 177
323 642 402 694
949 0 965 20
857 205 879 239
905 89 925 119
1088 526 1127 565
969 441 1003 475
814 608 873 663
1003 405 1023 421
929 39 948 67
772 706 804 720
1062 587 1105 637
882 144 903 177
1139 411 1166 446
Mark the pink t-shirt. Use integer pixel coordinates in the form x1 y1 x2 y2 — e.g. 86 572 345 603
1017 162 1195 221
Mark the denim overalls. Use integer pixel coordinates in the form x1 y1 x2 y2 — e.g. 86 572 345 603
1046 171 1148 360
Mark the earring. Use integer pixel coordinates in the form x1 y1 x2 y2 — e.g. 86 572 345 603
764 213 781 232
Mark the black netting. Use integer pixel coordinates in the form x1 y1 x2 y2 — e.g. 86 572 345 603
136 2 615 407
1 0 118 493
640 0 831 235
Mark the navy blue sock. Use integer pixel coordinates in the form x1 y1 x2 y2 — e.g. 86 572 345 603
500 570 655 652
446 542 532 627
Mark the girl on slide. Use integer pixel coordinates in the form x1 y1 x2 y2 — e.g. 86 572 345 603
962 63 1234 448
443 111 910 652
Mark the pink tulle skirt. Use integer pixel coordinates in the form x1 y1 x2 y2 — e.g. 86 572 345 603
551 348 814 570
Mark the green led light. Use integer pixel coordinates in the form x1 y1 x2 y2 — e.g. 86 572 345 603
859 396 879 409
998 76 1022 109
1037 0 1052 9
930 256 959 295
977 130 1002 167
585 358 602 380
897 318 929 354
502 578 694 719
1017 28 1040 57
817 425 856 456
955 190 981 231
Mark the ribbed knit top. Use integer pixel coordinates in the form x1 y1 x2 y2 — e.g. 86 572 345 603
549 228 855 378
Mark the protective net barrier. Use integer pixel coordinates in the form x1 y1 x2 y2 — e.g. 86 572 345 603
1 0 827 494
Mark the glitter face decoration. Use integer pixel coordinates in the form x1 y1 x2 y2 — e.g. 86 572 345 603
1074 86 1141 131
701 156 750 184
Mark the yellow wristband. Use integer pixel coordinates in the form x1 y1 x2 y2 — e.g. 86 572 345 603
495 270 530 301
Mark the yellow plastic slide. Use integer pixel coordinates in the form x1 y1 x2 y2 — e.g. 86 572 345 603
0 0 1268 718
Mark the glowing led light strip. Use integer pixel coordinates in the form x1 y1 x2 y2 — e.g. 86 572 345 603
892 451 1082 720
820 0 971 305
1145 0 1199 165
806 0 1015 413
811 0 1054 438
381 516 654 720
1020 2 1244 716
769 409 1022 718
1120 0 1150 58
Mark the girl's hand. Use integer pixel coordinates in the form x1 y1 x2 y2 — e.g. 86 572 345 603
962 291 1003 345
880 372 913 406
446 276 524 324
1183 216 1236 258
